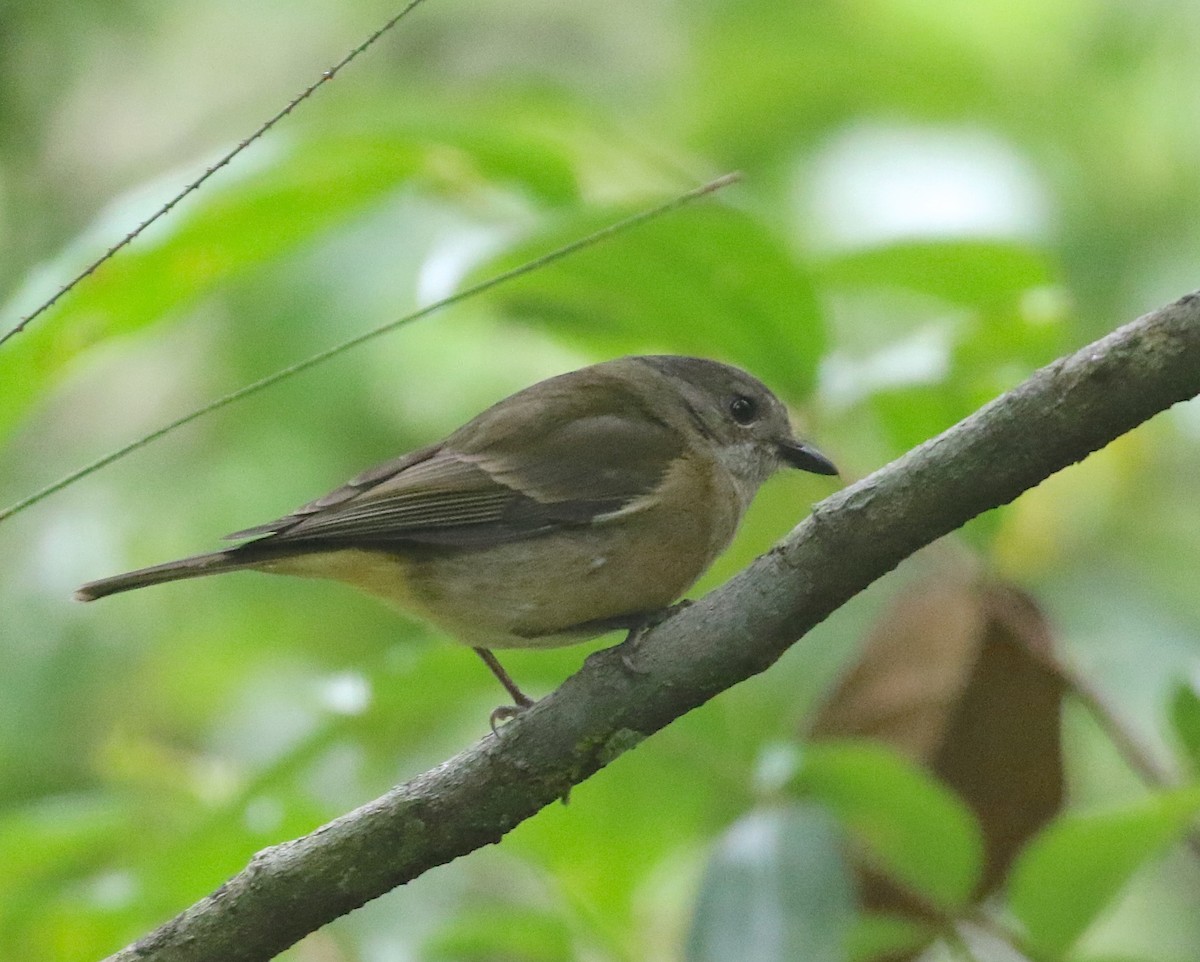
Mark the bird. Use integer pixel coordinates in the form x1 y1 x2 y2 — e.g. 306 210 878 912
76 354 837 717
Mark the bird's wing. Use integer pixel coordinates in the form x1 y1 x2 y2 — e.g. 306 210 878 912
225 403 685 551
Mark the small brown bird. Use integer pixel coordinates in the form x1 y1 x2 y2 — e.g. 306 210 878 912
76 355 837 714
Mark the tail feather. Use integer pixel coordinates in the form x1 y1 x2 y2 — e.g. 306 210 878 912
74 550 252 602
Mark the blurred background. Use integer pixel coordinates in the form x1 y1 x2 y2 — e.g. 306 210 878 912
2 0 1199 959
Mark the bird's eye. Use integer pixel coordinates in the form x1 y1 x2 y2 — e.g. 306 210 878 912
729 394 759 425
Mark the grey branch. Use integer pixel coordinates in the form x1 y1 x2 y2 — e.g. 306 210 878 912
104 292 1200 962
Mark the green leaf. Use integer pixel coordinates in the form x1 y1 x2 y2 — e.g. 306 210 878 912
686 804 854 962
0 124 579 441
845 914 935 962
476 203 826 398
1169 682 1200 775
821 239 1066 454
819 240 1056 317
791 741 984 911
1007 787 1200 956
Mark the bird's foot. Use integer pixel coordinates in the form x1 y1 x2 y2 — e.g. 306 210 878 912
475 647 536 734
489 698 535 736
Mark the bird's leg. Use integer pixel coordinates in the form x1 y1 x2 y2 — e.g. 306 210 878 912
618 599 694 674
474 647 535 733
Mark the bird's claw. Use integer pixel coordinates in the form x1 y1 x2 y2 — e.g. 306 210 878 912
489 700 533 735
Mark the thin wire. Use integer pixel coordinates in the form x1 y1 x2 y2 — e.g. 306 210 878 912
0 173 741 525
0 0 431 349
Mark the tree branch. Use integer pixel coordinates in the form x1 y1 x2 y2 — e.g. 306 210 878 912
105 292 1200 962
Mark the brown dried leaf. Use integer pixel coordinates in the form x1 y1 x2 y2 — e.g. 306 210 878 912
937 583 1066 894
810 577 1066 947
810 579 986 760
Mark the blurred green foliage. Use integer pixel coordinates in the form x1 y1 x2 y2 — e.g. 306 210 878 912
1007 787 1200 956
1 0 1199 960
792 743 985 914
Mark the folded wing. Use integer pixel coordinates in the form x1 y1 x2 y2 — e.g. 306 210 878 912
226 401 684 552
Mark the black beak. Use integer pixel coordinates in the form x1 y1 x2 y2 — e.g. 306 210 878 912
777 439 839 477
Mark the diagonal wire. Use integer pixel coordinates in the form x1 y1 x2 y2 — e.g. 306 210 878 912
0 173 741 525
0 0 431 350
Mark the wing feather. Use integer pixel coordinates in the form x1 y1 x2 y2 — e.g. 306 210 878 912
227 373 686 553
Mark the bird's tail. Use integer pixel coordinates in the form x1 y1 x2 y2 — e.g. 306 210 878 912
74 550 253 602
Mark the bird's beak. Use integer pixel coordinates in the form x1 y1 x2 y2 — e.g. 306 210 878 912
777 439 839 477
